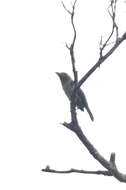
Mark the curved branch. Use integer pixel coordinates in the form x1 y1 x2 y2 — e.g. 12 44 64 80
62 122 126 182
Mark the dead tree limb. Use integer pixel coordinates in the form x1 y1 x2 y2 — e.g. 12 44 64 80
42 166 112 176
62 122 126 182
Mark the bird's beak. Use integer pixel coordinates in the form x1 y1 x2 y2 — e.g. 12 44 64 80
55 72 60 77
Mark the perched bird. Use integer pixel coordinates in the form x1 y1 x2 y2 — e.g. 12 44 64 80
56 72 94 121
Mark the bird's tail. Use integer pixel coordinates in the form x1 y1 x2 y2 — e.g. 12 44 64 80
85 106 94 121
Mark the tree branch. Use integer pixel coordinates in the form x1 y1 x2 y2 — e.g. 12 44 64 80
42 166 112 176
100 0 119 56
62 0 78 83
62 121 126 182
42 119 126 182
77 32 126 89
61 1 72 15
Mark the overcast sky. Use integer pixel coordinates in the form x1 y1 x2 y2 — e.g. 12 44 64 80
0 0 126 189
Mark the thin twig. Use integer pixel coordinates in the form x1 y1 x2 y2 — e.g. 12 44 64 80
99 0 119 58
42 166 112 176
61 1 72 14
62 0 78 82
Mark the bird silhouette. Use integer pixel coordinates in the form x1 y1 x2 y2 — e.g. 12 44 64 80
56 72 94 121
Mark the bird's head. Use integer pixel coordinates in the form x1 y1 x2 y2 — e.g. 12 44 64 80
56 72 71 83
56 72 71 82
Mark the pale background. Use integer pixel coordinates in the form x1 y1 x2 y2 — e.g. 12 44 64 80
0 0 126 189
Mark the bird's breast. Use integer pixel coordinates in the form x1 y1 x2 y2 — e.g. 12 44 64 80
62 81 73 100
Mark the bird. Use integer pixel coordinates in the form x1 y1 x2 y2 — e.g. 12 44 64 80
56 72 94 121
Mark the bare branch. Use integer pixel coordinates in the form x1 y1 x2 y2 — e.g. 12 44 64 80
62 121 126 182
69 0 77 82
110 152 117 169
42 119 126 182
61 1 72 14
65 43 70 50
42 166 112 176
73 0 77 7
62 0 78 82
77 33 126 89
99 0 119 58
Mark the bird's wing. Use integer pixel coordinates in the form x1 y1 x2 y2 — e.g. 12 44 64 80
70 82 88 110
76 88 89 110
